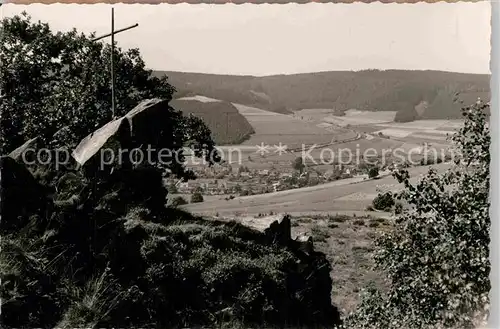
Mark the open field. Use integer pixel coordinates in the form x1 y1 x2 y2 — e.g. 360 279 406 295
293 109 461 146
233 103 357 148
371 119 462 139
321 110 397 127
177 96 461 173
182 162 452 216
184 132 450 173
290 214 391 314
175 96 359 150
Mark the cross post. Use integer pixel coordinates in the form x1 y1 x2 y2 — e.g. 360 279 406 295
91 8 138 119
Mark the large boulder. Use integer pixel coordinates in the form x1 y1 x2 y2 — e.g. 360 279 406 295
70 99 175 214
295 233 314 254
72 98 175 168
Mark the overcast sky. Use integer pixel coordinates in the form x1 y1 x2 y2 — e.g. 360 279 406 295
2 3 491 75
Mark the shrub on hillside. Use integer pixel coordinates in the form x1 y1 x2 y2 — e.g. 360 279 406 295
170 196 188 207
1 13 172 152
240 189 251 196
345 101 490 329
394 202 403 215
191 192 204 203
368 167 379 179
372 192 395 212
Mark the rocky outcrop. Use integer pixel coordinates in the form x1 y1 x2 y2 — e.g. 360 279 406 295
264 213 292 244
295 233 315 254
72 98 173 167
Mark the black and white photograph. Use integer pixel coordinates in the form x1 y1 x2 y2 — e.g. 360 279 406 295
0 2 492 328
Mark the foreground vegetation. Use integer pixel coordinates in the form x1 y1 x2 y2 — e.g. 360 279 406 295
0 13 339 329
288 100 490 329
345 101 490 329
1 160 339 328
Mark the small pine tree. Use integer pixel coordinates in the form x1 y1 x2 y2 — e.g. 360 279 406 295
368 167 379 179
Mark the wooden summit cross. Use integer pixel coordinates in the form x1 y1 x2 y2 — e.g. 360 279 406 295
91 8 138 119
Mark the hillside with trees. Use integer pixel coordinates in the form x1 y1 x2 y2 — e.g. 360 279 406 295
156 69 490 121
170 99 255 145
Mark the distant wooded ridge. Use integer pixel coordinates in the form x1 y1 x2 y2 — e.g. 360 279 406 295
154 69 490 121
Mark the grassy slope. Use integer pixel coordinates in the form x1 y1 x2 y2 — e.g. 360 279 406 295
0 156 341 329
157 70 490 120
290 214 390 316
170 99 255 145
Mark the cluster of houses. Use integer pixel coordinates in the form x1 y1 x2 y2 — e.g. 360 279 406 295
169 163 363 196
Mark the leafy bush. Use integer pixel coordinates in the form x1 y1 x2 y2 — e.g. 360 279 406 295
170 196 188 207
345 101 490 329
0 13 171 151
394 202 403 214
191 192 204 203
372 192 395 211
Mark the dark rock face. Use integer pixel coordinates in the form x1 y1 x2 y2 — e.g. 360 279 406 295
295 234 314 254
264 214 292 244
0 156 51 235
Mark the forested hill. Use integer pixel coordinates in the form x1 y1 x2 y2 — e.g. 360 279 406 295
155 70 490 120
169 98 255 145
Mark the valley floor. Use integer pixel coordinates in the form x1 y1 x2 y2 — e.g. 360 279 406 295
182 162 451 216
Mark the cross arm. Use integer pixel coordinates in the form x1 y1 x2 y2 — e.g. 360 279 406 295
90 23 139 42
